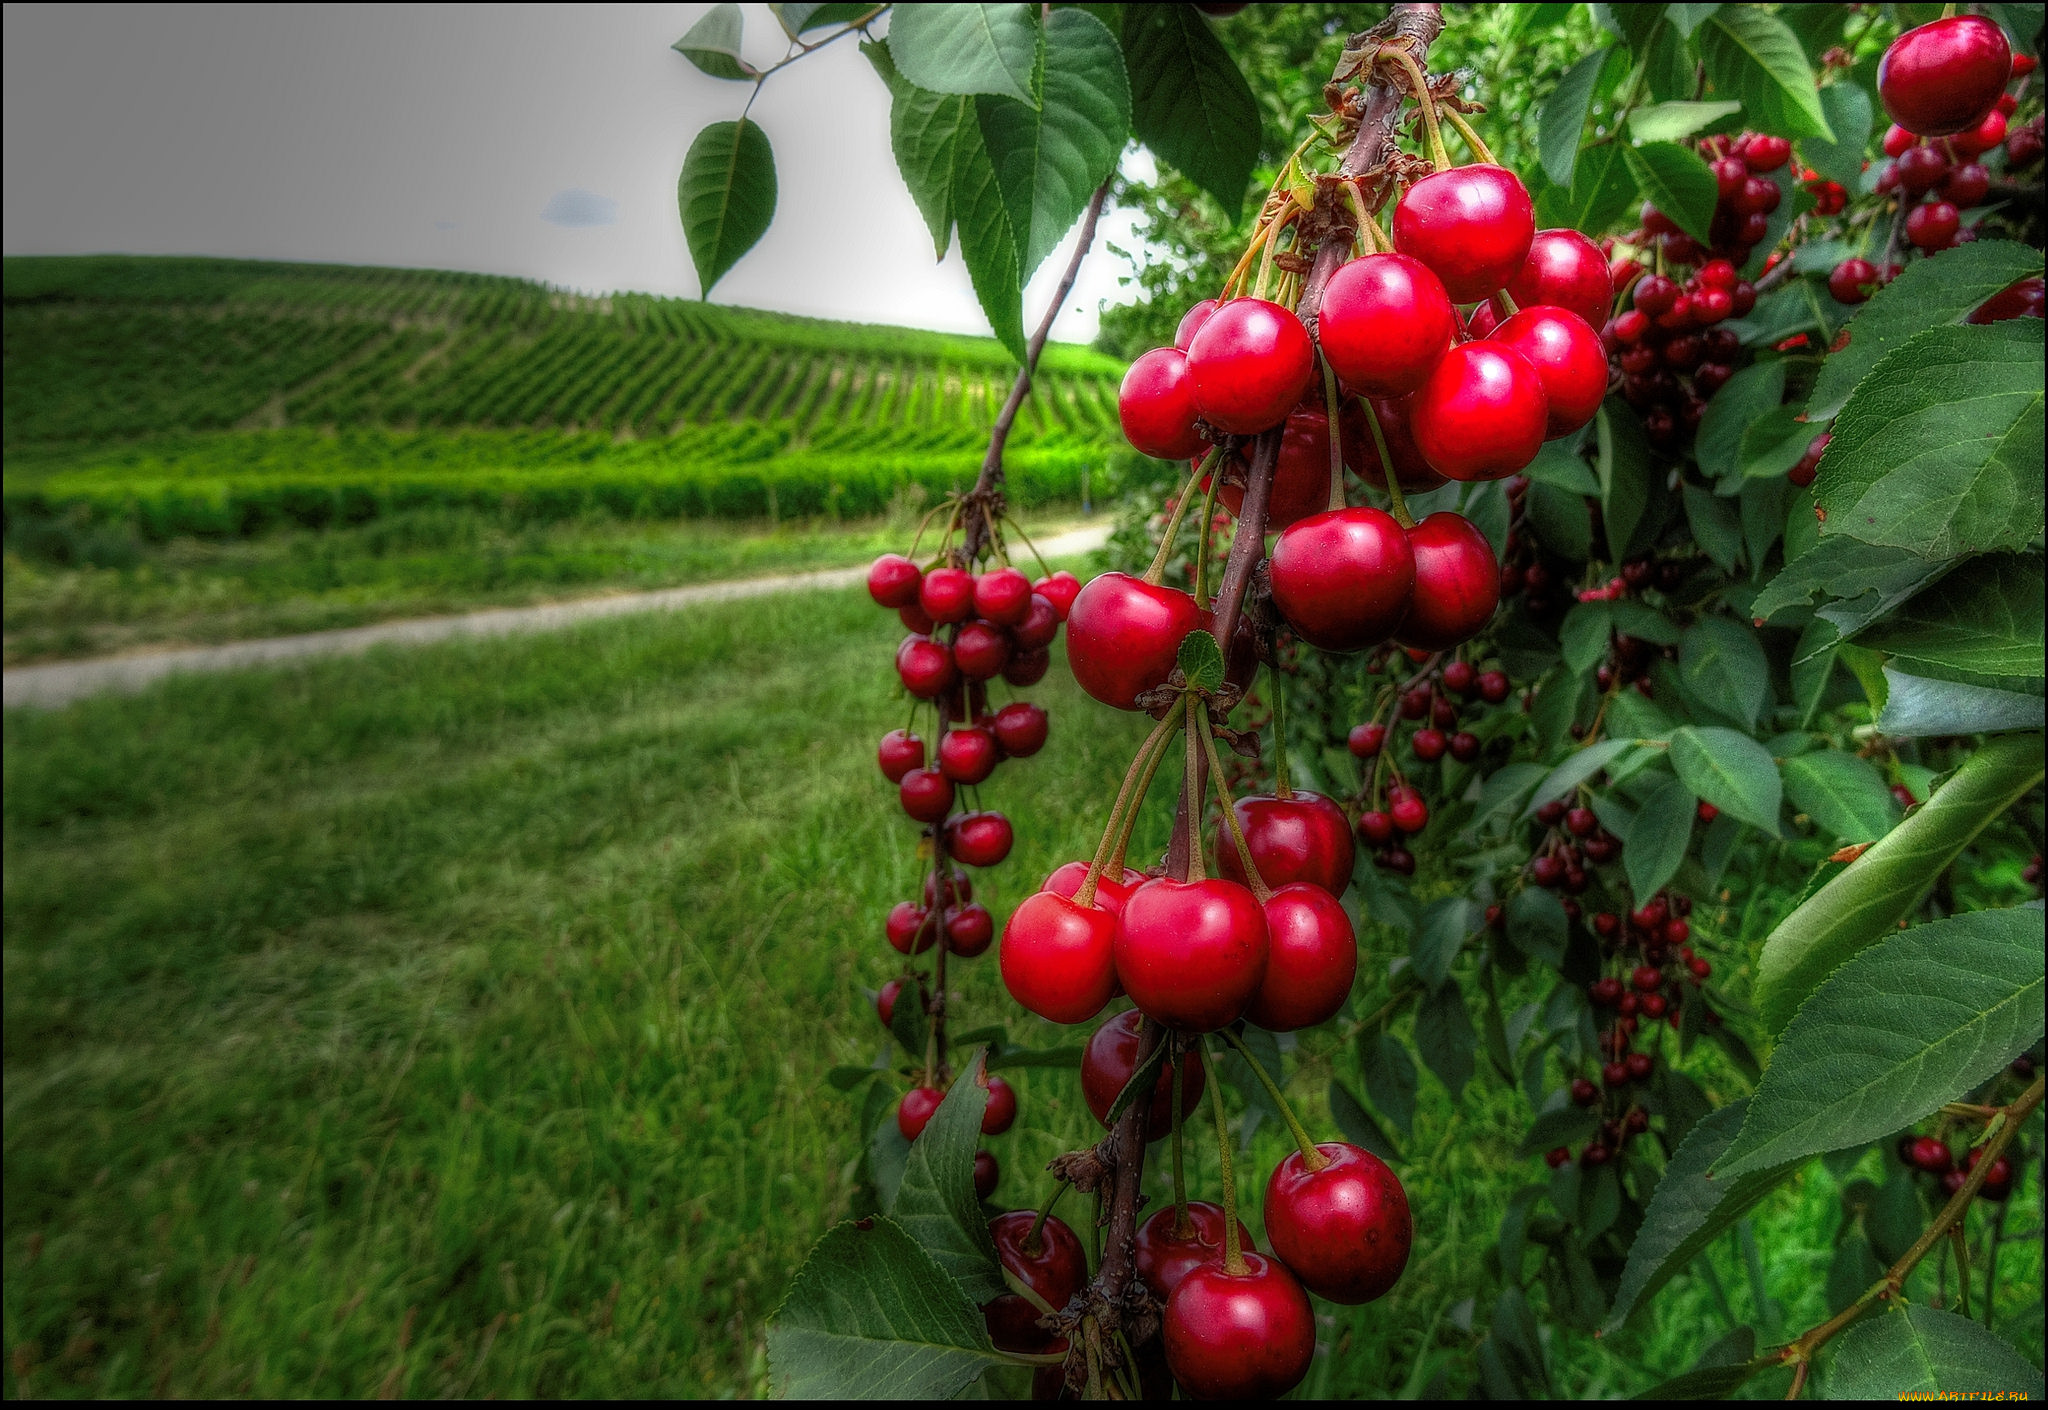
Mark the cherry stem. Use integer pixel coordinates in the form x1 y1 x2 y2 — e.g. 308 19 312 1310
1143 452 1216 587
1182 695 1208 883
1358 395 1416 527
1024 1178 1068 1258
1440 105 1497 165
1107 715 1178 878
1252 203 1299 302
1170 1042 1191 1234
1192 457 1224 606
1321 355 1347 515
1001 512 1054 578
1219 1027 1326 1170
1493 288 1521 318
1271 667 1294 799
1079 710 1182 908
1197 1039 1247 1275
1197 706 1272 903
1380 45 1450 170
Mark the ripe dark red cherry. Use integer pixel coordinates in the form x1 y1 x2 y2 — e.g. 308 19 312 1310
1002 647 1049 687
1185 298 1317 434
1491 306 1607 437
939 726 999 785
920 566 975 624
1175 297 1220 351
886 902 935 955
1969 275 2047 324
1942 161 1992 208
1065 572 1208 710
980 1074 1017 1135
1828 258 1881 304
984 1210 1087 1353
867 553 922 607
876 977 905 1026
1043 861 1146 917
1478 669 1510 703
1162 1254 1316 1400
1397 511 1501 651
1880 15 2012 137
1081 1008 1206 1139
1412 727 1447 761
1214 402 1344 531
897 635 957 699
949 810 1015 867
899 601 935 634
1010 594 1059 651
1357 809 1394 844
1954 108 2009 157
973 566 1033 626
1215 791 1355 897
1245 883 1358 1031
1744 134 1792 171
1349 722 1387 757
973 1150 999 1201
1033 570 1081 620
992 701 1049 757
1906 200 1961 251
1268 507 1417 652
1349 391 1447 493
1409 342 1549 481
1450 730 1481 762
1317 252 1456 396
1897 144 1950 194
1000 890 1118 1024
1115 877 1269 1032
898 767 954 823
1135 1202 1251 1302
947 903 994 957
1393 164 1536 302
1507 228 1615 330
1625 1051 1654 1081
952 620 1011 680
1119 347 1208 460
878 728 925 782
925 865 972 910
1264 1142 1412 1303
1388 787 1428 835
898 1085 944 1140
1910 1135 1955 1173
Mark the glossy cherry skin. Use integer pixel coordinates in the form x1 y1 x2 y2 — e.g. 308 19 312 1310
1490 306 1607 437
898 1085 944 1140
1065 572 1208 710
1349 392 1446 493
1264 1142 1413 1304
1969 275 2046 324
1000 890 1118 1024
1829 257 1881 304
1174 298 1220 351
973 566 1033 626
899 601 935 634
1033 571 1081 620
948 810 1014 867
1393 164 1536 302
1043 862 1145 917
984 1211 1087 1353
1397 513 1499 651
1185 298 1317 434
898 767 954 824
1268 507 1416 653
1119 347 1209 460
1409 342 1549 481
1507 229 1614 331
1215 791 1355 897
920 566 975 624
1010 594 1059 651
1002 647 1049 687
1134 1201 1252 1303
896 634 957 699
973 1149 999 1201
1215 402 1344 531
1162 1254 1316 1400
867 553 922 608
1318 252 1455 396
1879 15 2012 137
981 1074 1018 1135
992 701 1048 757
887 901 937 954
1115 877 1269 1032
952 620 1011 680
947 903 995 957
1906 200 1961 250
1245 882 1358 1031
939 726 999 784
1081 1008 1206 1139
878 728 925 782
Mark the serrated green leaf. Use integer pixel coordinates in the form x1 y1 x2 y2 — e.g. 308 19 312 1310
1560 602 1612 675
1670 725 1781 833
1526 479 1595 561
1525 738 1639 819
679 119 778 297
1666 3 1723 38
1547 137 1639 237
1622 142 1720 245
891 1053 1003 1301
1329 1079 1403 1162
773 2 878 35
1597 399 1652 561
1718 909 2044 1179
951 110 1027 359
1121 2 1260 216
1751 536 1952 634
1361 1033 1418 1138
674 3 761 80
1678 618 1770 728
1176 628 1223 694
1630 99 1744 143
1610 601 1682 645
889 3 1039 107
1698 6 1833 140
1412 897 1479 991
1472 762 1549 837
1597 2 1669 52
1684 482 1745 573
1697 360 1787 482
1807 240 2045 420
866 41 964 259
1626 777 1696 899
767 1216 1006 1398
1739 403 1816 480
1415 982 1476 1097
1781 749 1899 842
1801 83 1873 192
1877 669 2048 737
1753 733 2045 1031
1541 48 1613 188
1519 1103 1601 1157
1603 1101 1803 1332
1826 1305 2046 1400
1859 553 2045 693
1507 888 1568 971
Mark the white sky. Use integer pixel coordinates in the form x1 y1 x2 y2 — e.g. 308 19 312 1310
1 3 1150 342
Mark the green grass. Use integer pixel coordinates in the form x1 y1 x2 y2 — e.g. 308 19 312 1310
5 584 2037 1397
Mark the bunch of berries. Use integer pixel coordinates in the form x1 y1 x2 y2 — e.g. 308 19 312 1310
1348 652 1511 874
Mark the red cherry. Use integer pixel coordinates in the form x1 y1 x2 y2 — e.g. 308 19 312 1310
1570 1076 1598 1106
1545 1146 1571 1168
1064 572 1208 710
1347 392 1447 493
1409 342 1549 481
946 903 994 957
899 601 935 634
1828 258 1881 305
1396 511 1500 651
925 865 972 910
1268 507 1417 651
1491 306 1606 438
1135 1202 1251 1303
992 701 1049 757
1969 275 2047 324
1348 722 1387 758
1002 646 1049 687
1264 1142 1412 1303
939 726 999 785
1450 730 1480 762
1506 229 1614 331
898 1085 944 1140
1910 1135 1956 1173
1000 891 1118 1024
1186 298 1317 434
1081 1008 1206 1139
1118 347 1208 460
878 728 926 783
1630 964 1662 993
1411 727 1446 761
1214 401 1343 531
1967 1146 2015 1200
897 635 957 699
1162 1255 1315 1400
898 767 954 823
1175 298 1220 351
1478 669 1510 703
949 810 1015 867
1906 200 1961 250
1625 1051 1654 1081
1244 883 1358 1031
1009 595 1059 653
1880 16 2012 137
1633 273 1678 316
973 567 1033 626
974 1149 1000 1201
1589 976 1623 1006
1043 861 1145 917
887 901 937 955
1033 571 1081 621
876 977 907 1026
1115 877 1269 1032
867 553 922 608
1941 161 1992 208
1392 164 1536 303
1388 787 1428 835
1357 810 1394 845
1743 134 1792 171
980 1074 1017 1135
1735 176 1781 216
985 1210 1087 1352
920 566 975 624
1565 806 1596 837
1897 144 1950 194
1884 123 1918 157
952 620 1012 680
1215 791 1355 897
1318 253 1456 396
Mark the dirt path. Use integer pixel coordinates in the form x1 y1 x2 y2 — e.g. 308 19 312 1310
3 523 1113 711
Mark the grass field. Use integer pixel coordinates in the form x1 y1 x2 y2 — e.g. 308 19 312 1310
8 580 2036 1398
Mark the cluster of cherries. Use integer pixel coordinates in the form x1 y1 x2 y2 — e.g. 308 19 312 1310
1896 1132 2017 1203
1346 653 1512 874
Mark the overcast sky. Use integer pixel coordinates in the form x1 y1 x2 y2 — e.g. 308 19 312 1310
1 3 1148 342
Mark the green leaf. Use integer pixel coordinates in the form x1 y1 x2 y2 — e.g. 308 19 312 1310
1825 1305 2047 1400
866 41 965 258
1598 3 1669 53
1547 138 1639 236
1526 433 1601 496
975 9 1128 278
1739 403 1816 480
674 3 761 79
1807 239 2045 420
1781 749 1899 843
891 1053 1004 1302
1526 479 1595 561
772 2 880 35
1597 399 1652 561
1859 553 2045 693
1626 777 1697 900
1176 628 1223 694
1669 726 1782 833
1602 1101 1803 1332
1414 982 1476 1097
678 119 778 298
1621 141 1720 245
952 112 1027 359
767 1217 1006 1398
1751 536 1952 634
1632 1357 1769 1400
888 2 1039 107
1666 3 1723 38
1683 482 1744 573
869 1108 912 1208
1678 618 1770 728
1629 100 1744 143
1560 602 1612 675
1753 733 2046 1031
1540 48 1613 188
1121 2 1260 216
1412 897 1479 991
1801 83 1873 192
1717 908 2045 1179
1697 360 1786 482
1816 320 2045 559
1361 1032 1418 1137
985 1044 1083 1071
1610 601 1681 645
1329 1079 1403 1163
1697 5 1833 140
1507 888 1568 971
1518 1103 1600 1158
1471 762 1548 838
1525 738 1639 819
1876 669 2047 738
